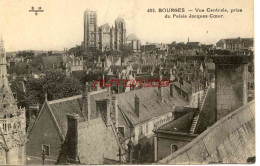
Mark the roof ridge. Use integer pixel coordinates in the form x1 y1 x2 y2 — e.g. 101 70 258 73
48 89 108 105
48 95 82 104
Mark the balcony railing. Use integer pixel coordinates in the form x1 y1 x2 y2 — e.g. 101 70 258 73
0 108 26 135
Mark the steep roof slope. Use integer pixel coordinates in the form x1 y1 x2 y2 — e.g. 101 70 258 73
116 86 189 125
159 100 255 164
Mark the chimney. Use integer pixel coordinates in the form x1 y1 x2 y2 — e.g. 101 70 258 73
45 93 48 101
111 94 119 129
158 74 163 101
105 99 112 126
96 81 101 91
134 94 140 118
127 139 134 163
170 84 173 97
101 74 105 87
82 82 91 120
213 55 252 121
66 113 80 163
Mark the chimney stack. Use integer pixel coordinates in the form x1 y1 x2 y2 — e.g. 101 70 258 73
96 81 101 91
213 55 252 121
158 74 163 101
66 113 80 163
45 93 48 101
134 94 140 118
105 99 112 126
170 84 173 97
111 94 119 129
82 82 91 120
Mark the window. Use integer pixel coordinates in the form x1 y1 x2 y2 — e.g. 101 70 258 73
118 127 125 137
42 144 50 156
139 125 143 135
170 144 178 154
146 123 149 134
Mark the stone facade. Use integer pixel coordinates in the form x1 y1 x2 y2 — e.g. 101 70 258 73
0 40 27 165
216 37 253 51
84 10 126 51
126 34 141 52
214 55 251 120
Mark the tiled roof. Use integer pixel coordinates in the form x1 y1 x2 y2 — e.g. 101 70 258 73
47 90 108 136
115 86 189 126
219 38 253 44
127 34 140 41
156 111 195 133
195 88 216 134
107 55 120 64
172 82 191 94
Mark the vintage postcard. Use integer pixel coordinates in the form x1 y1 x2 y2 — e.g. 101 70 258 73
0 0 254 165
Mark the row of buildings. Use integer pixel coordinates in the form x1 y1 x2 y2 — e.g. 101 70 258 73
216 37 253 51
1 9 255 165
1 35 255 165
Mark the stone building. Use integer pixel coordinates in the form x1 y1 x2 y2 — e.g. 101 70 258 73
126 34 141 52
216 37 253 51
0 40 27 165
84 10 126 51
26 89 113 164
112 83 189 163
153 86 215 161
157 55 255 164
41 54 84 76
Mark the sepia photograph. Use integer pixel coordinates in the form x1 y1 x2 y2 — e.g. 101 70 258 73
0 0 255 165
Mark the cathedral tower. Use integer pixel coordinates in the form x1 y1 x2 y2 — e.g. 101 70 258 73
0 39 26 165
115 17 126 51
84 9 98 48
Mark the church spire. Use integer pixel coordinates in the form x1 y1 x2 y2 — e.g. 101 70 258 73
0 39 18 118
0 38 26 165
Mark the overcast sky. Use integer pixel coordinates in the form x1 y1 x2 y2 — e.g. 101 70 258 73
0 0 253 52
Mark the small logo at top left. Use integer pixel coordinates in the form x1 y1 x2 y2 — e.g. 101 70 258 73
29 7 44 15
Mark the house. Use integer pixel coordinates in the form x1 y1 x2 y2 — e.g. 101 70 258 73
26 89 109 164
126 34 141 52
157 55 254 164
113 84 189 163
154 86 216 161
41 54 84 76
26 78 190 164
216 37 253 51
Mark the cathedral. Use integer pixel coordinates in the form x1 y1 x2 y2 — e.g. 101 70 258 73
0 39 26 165
84 9 127 51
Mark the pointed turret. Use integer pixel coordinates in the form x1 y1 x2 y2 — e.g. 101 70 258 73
0 39 18 118
0 39 26 165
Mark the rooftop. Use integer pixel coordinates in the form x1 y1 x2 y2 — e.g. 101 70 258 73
158 100 255 164
115 86 189 126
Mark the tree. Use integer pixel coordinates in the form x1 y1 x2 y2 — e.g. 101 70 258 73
17 51 35 59
121 47 132 57
25 70 82 106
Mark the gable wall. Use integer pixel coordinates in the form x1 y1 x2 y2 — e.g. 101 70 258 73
26 104 63 161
